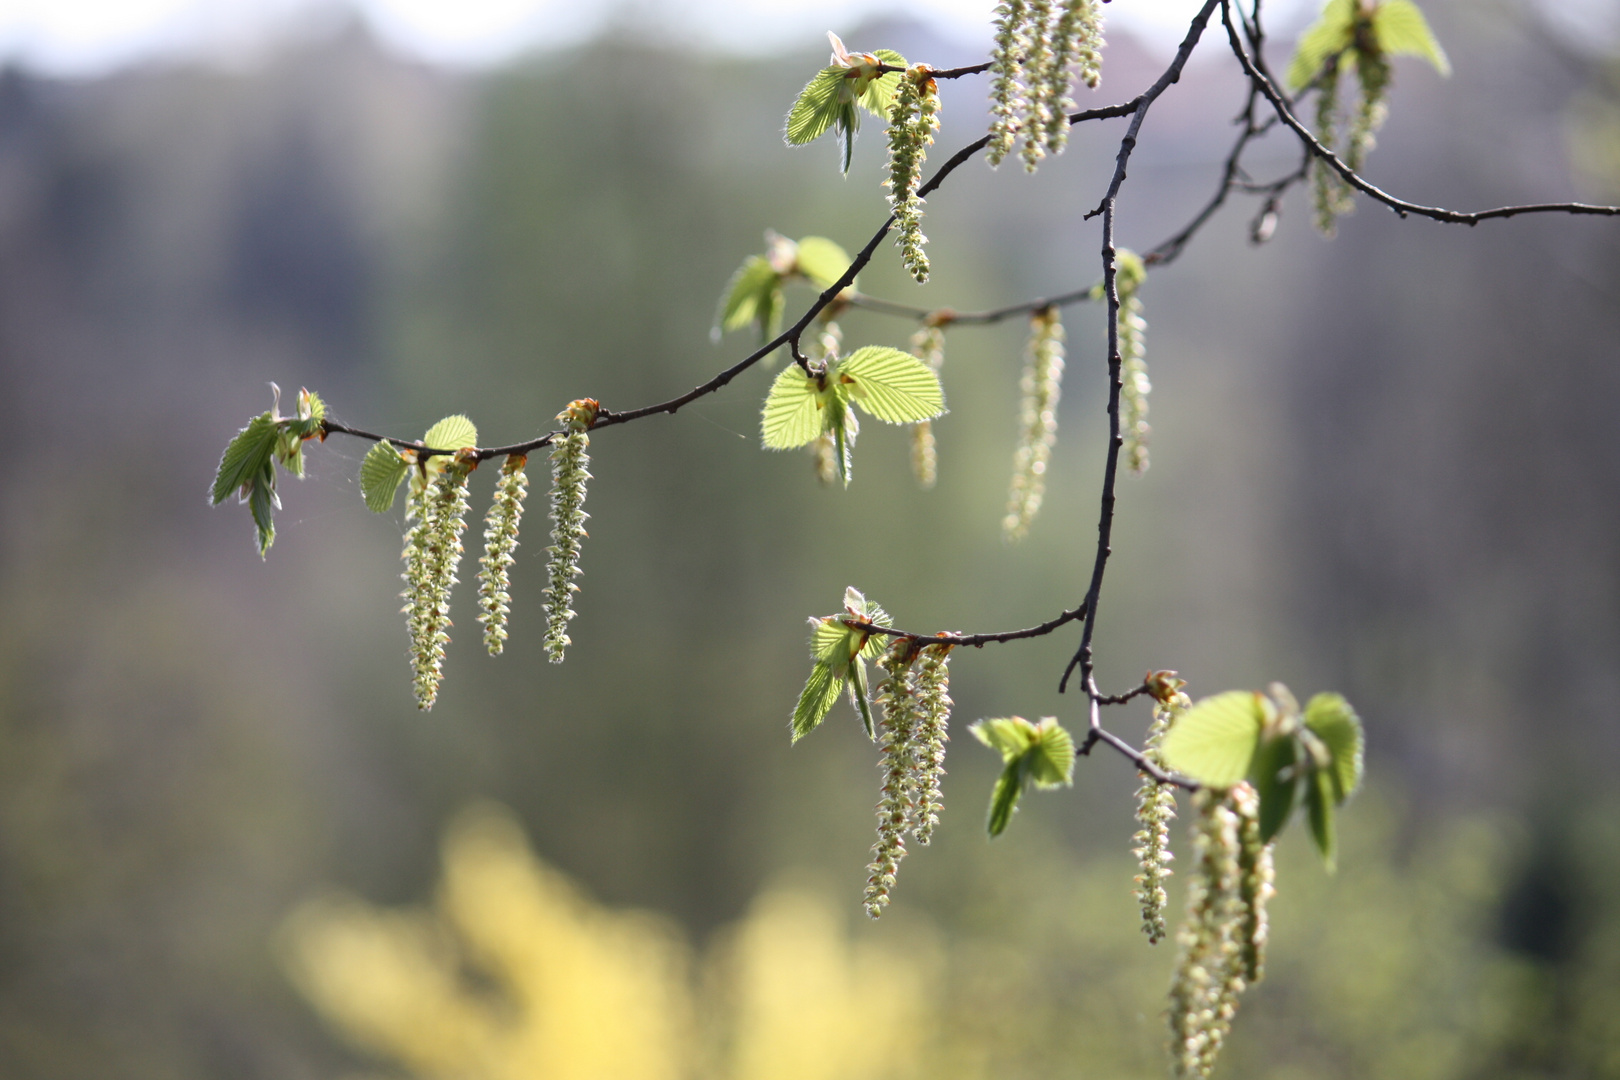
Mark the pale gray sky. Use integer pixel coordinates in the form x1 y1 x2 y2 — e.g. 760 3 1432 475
1 0 1326 74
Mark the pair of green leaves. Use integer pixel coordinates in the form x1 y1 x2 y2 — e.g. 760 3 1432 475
786 34 906 173
358 415 479 514
969 717 1077 836
792 587 891 742
1287 0 1449 89
761 346 946 486
715 234 854 346
209 385 326 556
1158 687 1364 868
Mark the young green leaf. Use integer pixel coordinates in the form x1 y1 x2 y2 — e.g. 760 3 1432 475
1287 0 1355 89
247 457 279 557
210 412 280 506
422 415 478 453
1158 690 1266 788
793 236 854 290
1028 719 1076 788
839 346 946 424
1305 765 1338 870
1250 733 1300 843
785 68 846 146
828 394 857 487
793 660 845 742
716 255 783 338
971 716 1070 836
859 49 907 116
761 365 829 449
1303 692 1364 803
850 657 876 740
359 441 410 513
1371 0 1450 75
971 716 1039 761
986 758 1027 837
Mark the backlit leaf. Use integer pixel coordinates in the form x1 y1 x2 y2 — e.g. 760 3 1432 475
793 660 845 742
1251 733 1301 843
1029 719 1076 788
1303 692 1364 804
837 346 945 424
858 50 907 117
210 412 279 505
786 68 846 145
1287 0 1355 89
1372 0 1450 75
986 759 1026 837
971 717 1040 762
794 236 854 289
423 414 478 453
717 255 781 334
761 365 827 449
359 440 410 513
1305 765 1338 870
1159 690 1265 788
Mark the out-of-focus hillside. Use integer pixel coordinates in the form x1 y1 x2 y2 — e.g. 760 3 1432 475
0 4 1617 1076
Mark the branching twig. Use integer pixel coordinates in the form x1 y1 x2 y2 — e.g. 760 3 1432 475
1219 0 1620 225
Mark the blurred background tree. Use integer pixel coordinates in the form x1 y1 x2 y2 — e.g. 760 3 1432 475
0 1 1617 1076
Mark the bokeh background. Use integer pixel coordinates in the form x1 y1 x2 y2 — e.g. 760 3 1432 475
1 0 1619 1076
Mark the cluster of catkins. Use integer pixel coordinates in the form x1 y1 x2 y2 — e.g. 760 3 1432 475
863 638 955 918
395 401 598 709
401 449 477 709
988 0 1106 171
1312 52 1391 235
1165 784 1276 1078
1004 307 1065 541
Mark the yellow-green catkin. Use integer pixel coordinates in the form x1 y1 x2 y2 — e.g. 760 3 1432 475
1115 254 1150 476
1168 790 1248 1079
988 0 1032 167
1003 308 1065 541
887 67 941 283
807 318 843 485
477 453 528 656
909 641 954 845
401 451 475 710
1347 49 1390 174
1231 782 1275 985
544 400 596 664
908 323 947 488
1311 62 1354 236
865 640 921 918
1134 672 1188 944
1038 0 1105 154
1020 0 1056 171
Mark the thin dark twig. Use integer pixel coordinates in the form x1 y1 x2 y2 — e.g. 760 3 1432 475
1220 0 1620 224
1063 0 1225 700
314 101 1141 462
843 285 1097 325
842 602 1086 649
1082 726 1201 790
875 61 993 80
